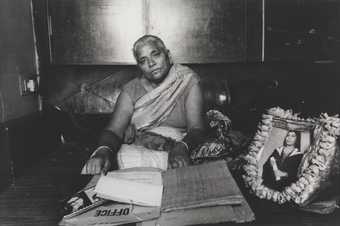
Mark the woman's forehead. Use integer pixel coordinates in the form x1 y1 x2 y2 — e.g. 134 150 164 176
135 42 160 56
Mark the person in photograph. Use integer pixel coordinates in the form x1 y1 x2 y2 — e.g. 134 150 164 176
263 130 304 191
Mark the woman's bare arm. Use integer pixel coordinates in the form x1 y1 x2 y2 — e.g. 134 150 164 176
81 91 134 174
169 82 205 168
105 90 134 139
185 82 205 131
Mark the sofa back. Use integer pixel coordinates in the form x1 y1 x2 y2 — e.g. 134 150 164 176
44 62 340 143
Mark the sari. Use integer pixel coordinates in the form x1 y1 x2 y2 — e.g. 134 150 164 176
118 64 196 170
131 64 194 131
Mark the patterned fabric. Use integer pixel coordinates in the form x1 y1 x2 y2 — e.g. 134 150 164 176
120 110 250 171
190 110 250 168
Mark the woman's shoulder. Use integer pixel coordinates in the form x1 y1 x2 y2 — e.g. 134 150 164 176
122 77 141 90
121 77 145 104
179 65 201 98
174 64 200 82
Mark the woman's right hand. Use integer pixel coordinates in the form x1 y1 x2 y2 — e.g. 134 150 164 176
81 147 112 175
168 142 190 169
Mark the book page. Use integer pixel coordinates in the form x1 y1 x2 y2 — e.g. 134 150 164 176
106 167 162 186
94 168 163 207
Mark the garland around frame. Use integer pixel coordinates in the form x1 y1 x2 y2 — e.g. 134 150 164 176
243 107 340 206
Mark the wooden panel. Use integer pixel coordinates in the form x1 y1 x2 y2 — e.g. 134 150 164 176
47 0 261 64
148 0 247 63
49 0 144 64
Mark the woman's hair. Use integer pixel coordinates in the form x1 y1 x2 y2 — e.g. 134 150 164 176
283 130 300 149
132 35 167 59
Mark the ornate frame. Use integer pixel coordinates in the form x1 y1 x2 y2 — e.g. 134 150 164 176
243 107 340 206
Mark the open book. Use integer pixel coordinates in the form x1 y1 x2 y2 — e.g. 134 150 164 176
94 167 163 207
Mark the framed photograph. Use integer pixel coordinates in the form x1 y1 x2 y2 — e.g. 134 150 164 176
243 107 340 206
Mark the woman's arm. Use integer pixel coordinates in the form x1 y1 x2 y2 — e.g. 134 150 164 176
169 82 205 168
182 82 206 150
81 91 134 174
105 91 134 139
185 82 205 131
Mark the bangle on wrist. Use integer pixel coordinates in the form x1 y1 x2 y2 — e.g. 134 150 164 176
98 146 113 151
91 146 112 158
98 130 122 152
178 141 189 152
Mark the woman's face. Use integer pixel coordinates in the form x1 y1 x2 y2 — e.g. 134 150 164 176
285 131 297 146
135 41 172 84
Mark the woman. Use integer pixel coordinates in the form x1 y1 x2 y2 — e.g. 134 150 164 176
263 130 304 191
81 35 205 174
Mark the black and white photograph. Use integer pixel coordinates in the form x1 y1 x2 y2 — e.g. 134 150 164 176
1 0 340 225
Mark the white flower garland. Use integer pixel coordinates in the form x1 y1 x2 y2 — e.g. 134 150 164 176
243 107 340 205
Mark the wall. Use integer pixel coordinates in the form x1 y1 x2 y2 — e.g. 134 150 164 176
32 0 340 119
32 0 340 137
0 0 39 122
0 0 44 191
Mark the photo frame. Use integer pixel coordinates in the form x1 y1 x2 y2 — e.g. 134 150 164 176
243 107 340 206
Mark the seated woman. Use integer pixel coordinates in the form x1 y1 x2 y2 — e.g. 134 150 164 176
81 35 205 174
262 130 304 191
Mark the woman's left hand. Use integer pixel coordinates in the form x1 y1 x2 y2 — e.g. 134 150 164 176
169 142 190 169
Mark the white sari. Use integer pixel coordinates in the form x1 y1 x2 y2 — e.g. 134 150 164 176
118 64 195 170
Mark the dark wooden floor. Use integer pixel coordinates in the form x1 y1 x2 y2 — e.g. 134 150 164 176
0 162 61 226
0 151 340 226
